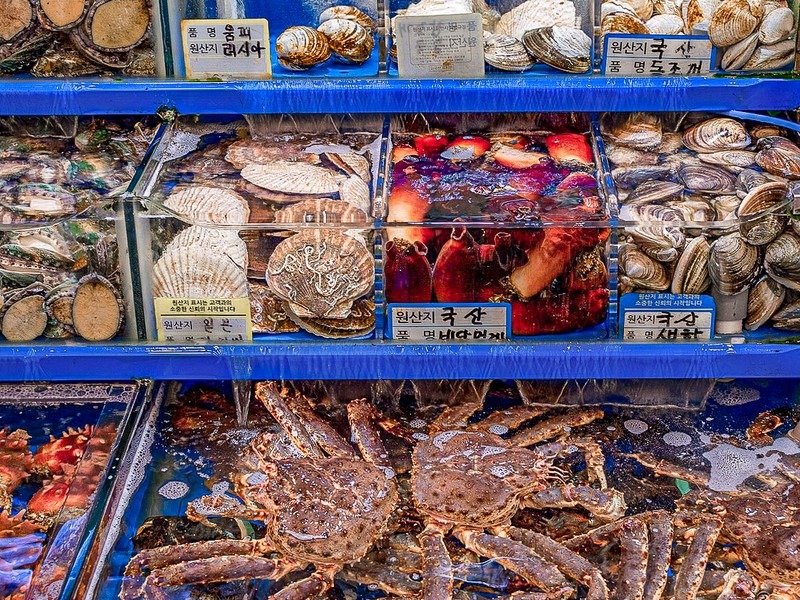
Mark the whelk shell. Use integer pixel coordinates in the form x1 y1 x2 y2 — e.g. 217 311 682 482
484 33 535 72
708 0 764 48
164 186 250 226
319 5 376 33
241 161 344 196
764 231 800 290
275 26 331 70
708 232 762 295
682 117 751 154
736 181 789 245
679 163 737 193
741 39 794 70
721 31 759 70
521 26 591 74
495 0 578 39
672 235 711 294
758 6 794 44
755 136 800 179
152 246 248 299
619 243 670 290
317 19 373 64
745 274 785 329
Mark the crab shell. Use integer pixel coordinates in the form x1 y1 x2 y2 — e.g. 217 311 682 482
31 425 92 476
0 429 33 489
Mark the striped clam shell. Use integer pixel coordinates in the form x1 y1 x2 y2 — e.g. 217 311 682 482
276 26 331 70
317 18 373 64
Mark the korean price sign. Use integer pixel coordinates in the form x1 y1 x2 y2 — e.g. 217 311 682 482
154 298 253 343
620 293 715 342
602 35 713 76
388 303 510 342
394 14 485 78
182 19 271 79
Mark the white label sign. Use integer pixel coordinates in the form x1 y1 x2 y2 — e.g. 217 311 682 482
155 298 252 343
394 14 484 78
622 309 713 341
603 35 713 76
389 303 509 342
182 19 271 80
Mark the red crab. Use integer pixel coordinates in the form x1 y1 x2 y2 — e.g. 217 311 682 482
0 430 33 514
30 425 93 478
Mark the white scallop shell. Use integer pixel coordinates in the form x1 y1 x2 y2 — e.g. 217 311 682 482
684 0 723 33
152 246 248 299
708 0 764 47
167 226 248 270
240 161 345 195
646 13 685 34
758 6 795 44
164 186 250 225
338 175 372 213
495 0 578 40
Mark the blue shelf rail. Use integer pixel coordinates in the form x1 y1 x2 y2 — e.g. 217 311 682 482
1 76 800 115
1 342 798 381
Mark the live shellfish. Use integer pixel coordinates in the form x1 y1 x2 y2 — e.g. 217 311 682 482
319 5 376 33
273 198 368 224
755 136 800 179
241 161 344 197
745 274 785 329
708 0 764 48
163 186 250 226
483 33 535 72
521 26 591 74
152 246 248 299
679 163 737 193
681 118 751 154
603 113 663 151
317 19 373 64
645 13 684 33
619 243 670 290
167 226 248 270
623 204 686 262
494 0 578 39
275 26 331 70
741 38 795 70
721 32 760 70
671 235 711 294
764 231 800 291
709 232 762 295
758 6 795 44
736 181 789 245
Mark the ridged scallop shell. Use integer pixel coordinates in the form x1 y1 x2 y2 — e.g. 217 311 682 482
746 274 785 329
682 118 751 153
619 243 670 290
319 5 376 32
604 112 663 151
274 198 368 224
672 235 711 294
709 232 762 295
495 0 578 39
623 204 687 262
321 152 371 183
167 226 248 270
708 0 764 47
317 19 373 64
759 6 794 43
602 12 649 34
484 33 535 71
721 31 759 70
276 26 331 70
338 175 371 213
521 26 591 74
241 161 345 196
646 13 685 33
741 39 795 70
755 136 800 179
266 230 374 319
697 149 757 170
152 246 248 299
679 164 737 193
684 0 723 32
764 231 800 290
655 0 683 14
164 186 250 225
625 180 684 206
736 181 789 245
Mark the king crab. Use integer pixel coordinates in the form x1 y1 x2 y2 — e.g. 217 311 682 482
121 381 412 599
0 429 33 514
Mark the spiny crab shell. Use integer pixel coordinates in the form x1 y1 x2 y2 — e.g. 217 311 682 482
0 428 33 510
31 425 93 477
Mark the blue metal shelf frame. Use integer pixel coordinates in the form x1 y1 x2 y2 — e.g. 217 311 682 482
0 343 798 381
0 76 799 115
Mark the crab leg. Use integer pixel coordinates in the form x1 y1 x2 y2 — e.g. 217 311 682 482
627 452 709 486
271 565 337 600
641 511 672 600
454 528 573 596
715 569 756 600
347 398 396 470
507 408 605 447
124 539 273 578
429 401 484 433
536 438 608 489
504 525 609 600
614 517 648 600
255 381 324 458
147 554 300 588
418 522 453 600
287 393 356 458
467 406 549 434
524 485 626 522
672 515 723 600
340 562 422 596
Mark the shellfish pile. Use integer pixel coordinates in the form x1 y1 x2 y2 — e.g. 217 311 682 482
604 112 800 334
0 0 154 77
600 0 796 71
392 0 592 73
275 5 376 71
385 113 610 336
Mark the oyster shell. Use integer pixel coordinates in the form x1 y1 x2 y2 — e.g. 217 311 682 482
709 232 762 295
163 186 250 226
741 39 795 70
697 149 756 170
241 161 344 197
755 136 800 179
266 229 373 319
484 33 535 72
604 112 663 151
708 0 764 47
152 246 248 299
317 19 373 64
679 163 737 193
319 5 376 33
758 6 794 43
276 26 331 70
274 198 368 224
619 243 670 290
338 175 371 213
495 0 578 39
746 274 785 329
736 181 789 245
521 26 591 74
721 31 759 70
682 117 751 154
672 235 711 294
764 231 800 291
646 13 685 33
167 226 248 270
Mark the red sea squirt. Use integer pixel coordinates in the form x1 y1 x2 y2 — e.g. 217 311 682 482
432 228 479 302
545 133 594 164
384 239 433 303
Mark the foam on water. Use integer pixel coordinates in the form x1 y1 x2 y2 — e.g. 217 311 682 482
157 481 189 500
490 465 513 478
663 431 692 447
704 437 800 492
409 419 427 429
709 383 761 406
624 419 649 435
488 424 509 435
432 430 464 449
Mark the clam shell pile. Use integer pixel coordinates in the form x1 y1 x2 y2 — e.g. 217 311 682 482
393 0 592 73
276 5 376 70
604 113 800 334
601 0 796 71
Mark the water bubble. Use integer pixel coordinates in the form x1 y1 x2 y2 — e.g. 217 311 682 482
488 424 509 435
709 383 760 406
663 431 692 447
211 481 230 495
158 481 189 500
480 445 507 458
624 419 649 435
247 472 268 485
409 419 427 429
432 430 463 450
490 465 513 478
412 432 430 441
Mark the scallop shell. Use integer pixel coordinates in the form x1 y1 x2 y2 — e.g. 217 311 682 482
681 117 751 153
495 0 578 39
521 26 591 74
764 231 800 290
697 149 757 170
604 112 663 151
241 161 345 196
321 152 371 183
266 229 374 319
655 0 683 15
164 186 250 226
276 26 331 70
721 31 759 70
167 226 248 270
679 164 737 193
684 0 723 32
484 33 535 72
709 232 762 295
758 6 794 43
672 235 711 294
619 243 670 290
338 175 371 213
708 0 764 47
152 246 248 299
317 19 373 64
319 5 376 33
602 12 649 34
274 198 368 224
646 13 685 33
755 136 800 179
600 0 638 21
736 181 789 245
745 274 785 329
741 39 794 70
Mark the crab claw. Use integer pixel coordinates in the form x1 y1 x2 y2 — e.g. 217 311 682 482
432 228 479 303
441 135 491 161
545 133 594 165
384 238 433 303
414 134 449 157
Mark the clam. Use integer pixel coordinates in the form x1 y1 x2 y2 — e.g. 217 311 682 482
685 0 723 33
655 0 683 15
521 26 591 74
646 13 685 33
317 19 373 64
755 136 800 179
612 165 674 188
758 6 794 43
276 26 331 70
697 149 757 170
745 274 785 329
625 180 685 206
629 0 655 20
623 204 687 262
772 299 800 330
319 5 376 33
679 163 737 193
736 168 772 197
601 12 649 34
713 194 742 220
751 124 786 140
484 33 535 71
709 232 762 295
721 31 759 70
672 236 711 294
708 0 764 47
764 231 800 291
741 39 795 70
667 197 717 223
656 132 685 155
605 143 660 166
682 117 751 154
619 243 670 290
604 112 663 151
736 181 789 245
601 0 639 21
494 0 578 39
